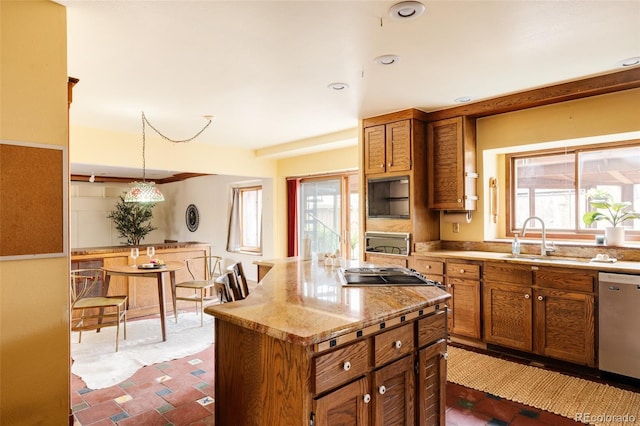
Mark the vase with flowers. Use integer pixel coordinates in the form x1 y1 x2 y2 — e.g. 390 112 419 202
582 189 640 246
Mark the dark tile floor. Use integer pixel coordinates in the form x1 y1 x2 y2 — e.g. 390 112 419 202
72 342 587 425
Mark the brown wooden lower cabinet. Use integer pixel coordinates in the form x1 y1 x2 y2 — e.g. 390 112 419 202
314 376 370 425
534 287 595 366
417 340 447 425
215 307 448 425
446 260 481 339
483 262 596 367
372 355 415 425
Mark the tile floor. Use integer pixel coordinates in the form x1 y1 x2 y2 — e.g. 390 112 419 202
72 341 587 425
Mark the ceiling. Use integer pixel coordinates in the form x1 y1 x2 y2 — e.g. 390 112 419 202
60 1 640 180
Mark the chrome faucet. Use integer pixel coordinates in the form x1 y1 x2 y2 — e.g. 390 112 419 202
520 216 556 256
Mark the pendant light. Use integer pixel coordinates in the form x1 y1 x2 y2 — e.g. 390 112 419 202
124 111 212 203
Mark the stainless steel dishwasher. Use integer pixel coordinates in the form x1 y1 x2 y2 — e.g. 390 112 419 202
598 272 640 380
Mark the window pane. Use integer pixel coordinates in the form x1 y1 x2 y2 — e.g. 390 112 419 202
579 146 640 231
513 153 575 230
240 187 262 250
300 179 341 256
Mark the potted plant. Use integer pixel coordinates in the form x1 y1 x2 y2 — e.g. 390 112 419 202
582 188 640 246
107 194 157 245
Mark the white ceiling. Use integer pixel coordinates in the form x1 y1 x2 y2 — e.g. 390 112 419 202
61 0 640 178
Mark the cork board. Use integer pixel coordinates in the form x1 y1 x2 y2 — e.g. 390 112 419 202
0 141 67 259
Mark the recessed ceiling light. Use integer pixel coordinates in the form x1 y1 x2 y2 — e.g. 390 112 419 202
389 1 426 20
374 55 399 65
327 82 350 91
454 96 473 103
617 56 640 67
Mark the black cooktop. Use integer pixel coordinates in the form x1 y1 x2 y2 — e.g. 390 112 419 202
339 267 441 287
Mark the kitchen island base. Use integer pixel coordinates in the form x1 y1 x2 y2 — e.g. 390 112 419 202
214 306 448 425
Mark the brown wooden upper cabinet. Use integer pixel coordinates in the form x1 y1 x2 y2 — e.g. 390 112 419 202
364 120 412 175
427 116 478 210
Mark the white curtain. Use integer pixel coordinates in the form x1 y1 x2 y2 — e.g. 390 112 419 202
226 187 241 252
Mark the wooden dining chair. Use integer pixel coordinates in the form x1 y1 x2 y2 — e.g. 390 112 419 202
175 255 222 326
213 271 239 303
70 269 127 352
227 262 250 299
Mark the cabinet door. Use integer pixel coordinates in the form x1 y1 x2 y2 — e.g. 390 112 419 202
314 376 370 426
364 125 386 174
386 120 412 173
447 277 481 339
483 282 533 351
427 116 477 210
372 355 415 426
417 340 447 426
534 288 595 367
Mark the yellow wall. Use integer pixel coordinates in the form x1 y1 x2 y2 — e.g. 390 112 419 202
441 88 640 242
71 126 278 178
0 1 70 424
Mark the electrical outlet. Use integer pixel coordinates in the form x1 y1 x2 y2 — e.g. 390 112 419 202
453 223 460 233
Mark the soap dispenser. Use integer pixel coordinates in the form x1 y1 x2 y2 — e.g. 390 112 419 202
512 233 521 256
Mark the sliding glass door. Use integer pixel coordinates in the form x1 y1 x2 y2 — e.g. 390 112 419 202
299 173 359 260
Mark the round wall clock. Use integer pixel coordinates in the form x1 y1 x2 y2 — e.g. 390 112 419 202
185 204 199 232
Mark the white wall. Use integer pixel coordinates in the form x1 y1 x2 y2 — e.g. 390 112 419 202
70 175 273 282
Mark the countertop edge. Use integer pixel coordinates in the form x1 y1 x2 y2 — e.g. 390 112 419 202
413 250 640 274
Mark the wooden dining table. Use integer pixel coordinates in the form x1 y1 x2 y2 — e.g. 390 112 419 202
101 261 185 341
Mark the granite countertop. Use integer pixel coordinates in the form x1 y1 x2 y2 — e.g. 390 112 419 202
205 258 450 346
413 250 640 274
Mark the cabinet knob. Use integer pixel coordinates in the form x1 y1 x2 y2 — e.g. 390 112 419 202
442 352 449 360
524 294 530 299
457 199 462 203
447 284 452 288
459 269 465 274
538 295 544 301
426 265 431 269
394 340 402 349
343 361 351 371
378 385 387 395
388 163 392 167
363 394 371 404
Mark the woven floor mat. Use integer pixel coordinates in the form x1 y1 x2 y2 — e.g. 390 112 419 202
447 346 640 426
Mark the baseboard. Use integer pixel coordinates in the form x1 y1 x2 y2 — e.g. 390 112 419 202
449 335 486 350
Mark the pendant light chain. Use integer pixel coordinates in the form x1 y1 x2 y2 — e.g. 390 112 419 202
141 111 212 144
140 111 212 182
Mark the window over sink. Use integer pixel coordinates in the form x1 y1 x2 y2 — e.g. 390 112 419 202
507 141 640 241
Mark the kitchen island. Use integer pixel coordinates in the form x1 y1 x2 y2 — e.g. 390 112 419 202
205 258 451 425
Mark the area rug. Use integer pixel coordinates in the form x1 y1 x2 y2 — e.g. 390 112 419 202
71 312 214 390
447 346 640 426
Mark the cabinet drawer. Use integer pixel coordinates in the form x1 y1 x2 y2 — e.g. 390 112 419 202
366 253 408 268
412 258 444 276
446 262 480 279
374 323 414 367
484 262 532 286
314 339 370 395
534 268 596 293
417 310 447 348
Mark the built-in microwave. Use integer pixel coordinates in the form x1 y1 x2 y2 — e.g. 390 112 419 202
367 175 410 219
364 231 410 256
